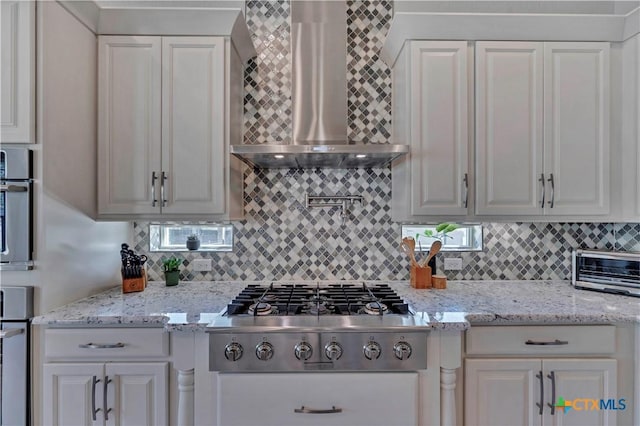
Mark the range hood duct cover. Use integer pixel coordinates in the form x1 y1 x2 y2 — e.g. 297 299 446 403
231 0 408 169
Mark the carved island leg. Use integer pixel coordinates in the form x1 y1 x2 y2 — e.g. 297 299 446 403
441 367 457 426
178 369 194 426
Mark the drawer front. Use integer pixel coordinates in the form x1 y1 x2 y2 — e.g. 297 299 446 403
217 373 419 426
466 325 616 356
45 328 169 359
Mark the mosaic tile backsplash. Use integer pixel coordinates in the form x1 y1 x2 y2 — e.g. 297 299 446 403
133 0 639 282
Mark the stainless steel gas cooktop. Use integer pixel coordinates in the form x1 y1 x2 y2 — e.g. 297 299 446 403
207 283 429 372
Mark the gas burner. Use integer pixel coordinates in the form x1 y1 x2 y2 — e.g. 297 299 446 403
248 302 276 316
307 303 331 316
260 294 278 303
363 301 388 315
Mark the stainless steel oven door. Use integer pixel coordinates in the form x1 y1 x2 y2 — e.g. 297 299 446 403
0 321 29 426
0 180 32 266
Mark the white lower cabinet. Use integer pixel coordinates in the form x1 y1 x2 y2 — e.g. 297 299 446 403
43 362 168 426
217 373 418 426
465 326 619 426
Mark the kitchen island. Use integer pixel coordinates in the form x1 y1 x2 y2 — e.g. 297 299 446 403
33 281 640 426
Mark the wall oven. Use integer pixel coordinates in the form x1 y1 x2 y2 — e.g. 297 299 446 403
0 148 33 270
0 286 33 426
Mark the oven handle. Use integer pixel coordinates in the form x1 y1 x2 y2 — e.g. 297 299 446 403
0 328 24 339
0 184 28 192
294 406 343 414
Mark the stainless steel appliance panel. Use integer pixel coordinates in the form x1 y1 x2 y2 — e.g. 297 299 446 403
0 285 33 426
0 148 33 269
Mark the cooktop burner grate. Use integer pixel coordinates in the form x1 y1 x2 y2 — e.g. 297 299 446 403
225 283 410 317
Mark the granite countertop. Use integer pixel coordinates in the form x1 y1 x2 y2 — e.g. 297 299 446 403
32 280 640 331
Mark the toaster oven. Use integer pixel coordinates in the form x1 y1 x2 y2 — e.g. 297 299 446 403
572 249 640 297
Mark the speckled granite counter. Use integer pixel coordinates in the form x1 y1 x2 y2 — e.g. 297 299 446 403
32 280 640 331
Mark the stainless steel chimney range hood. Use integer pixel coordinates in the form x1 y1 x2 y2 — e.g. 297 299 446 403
231 0 408 169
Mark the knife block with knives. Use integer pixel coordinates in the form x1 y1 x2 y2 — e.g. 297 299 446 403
120 243 147 293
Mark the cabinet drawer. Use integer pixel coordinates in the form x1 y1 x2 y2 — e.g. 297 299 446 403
217 373 418 426
466 325 615 356
45 328 169 359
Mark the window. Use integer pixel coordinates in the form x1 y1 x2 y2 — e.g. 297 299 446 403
149 224 233 252
401 224 483 252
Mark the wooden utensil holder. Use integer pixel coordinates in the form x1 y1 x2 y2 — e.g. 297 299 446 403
122 269 146 293
410 265 432 289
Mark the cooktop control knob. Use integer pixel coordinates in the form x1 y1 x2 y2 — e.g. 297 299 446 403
393 341 412 360
363 341 382 360
324 342 343 361
294 342 313 361
255 342 274 361
224 342 243 361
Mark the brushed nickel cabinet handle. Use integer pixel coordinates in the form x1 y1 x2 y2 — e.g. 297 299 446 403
462 173 469 208
547 173 555 208
547 371 556 415
161 171 168 207
525 339 568 346
91 376 101 421
104 375 112 421
294 406 343 414
79 342 126 349
536 371 544 415
538 173 545 208
151 172 158 207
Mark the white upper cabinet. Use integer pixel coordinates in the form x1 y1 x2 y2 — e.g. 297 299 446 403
1 0 35 143
543 43 610 215
161 37 226 215
98 36 162 216
391 41 470 221
98 35 244 220
476 41 610 216
475 42 544 216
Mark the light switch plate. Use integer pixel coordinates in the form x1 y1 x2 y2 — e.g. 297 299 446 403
192 259 212 272
444 258 463 271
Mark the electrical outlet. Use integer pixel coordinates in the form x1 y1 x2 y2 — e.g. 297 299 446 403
444 257 463 271
192 259 212 272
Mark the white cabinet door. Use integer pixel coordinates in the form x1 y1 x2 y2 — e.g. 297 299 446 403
543 43 610 215
409 41 469 216
465 358 617 426
475 42 544 215
105 362 168 426
0 0 34 143
217 373 418 426
43 362 168 426
543 359 617 426
98 36 162 216
465 358 541 426
161 37 226 215
43 363 104 426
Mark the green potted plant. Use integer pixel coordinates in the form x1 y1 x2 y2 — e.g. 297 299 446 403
186 234 200 251
163 257 181 286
